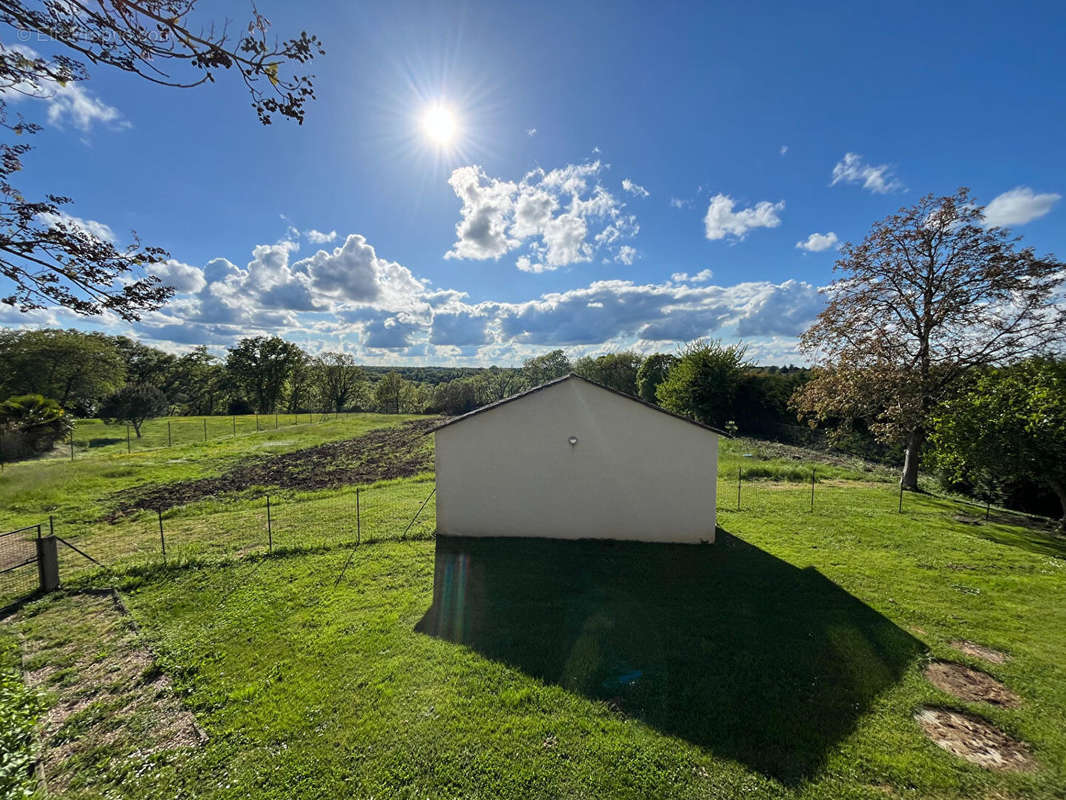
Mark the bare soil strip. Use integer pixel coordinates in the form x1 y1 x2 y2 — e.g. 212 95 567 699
914 707 1033 771
12 590 205 793
109 418 438 516
923 661 1020 707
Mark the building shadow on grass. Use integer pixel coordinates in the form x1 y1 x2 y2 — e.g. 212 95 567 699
415 531 924 784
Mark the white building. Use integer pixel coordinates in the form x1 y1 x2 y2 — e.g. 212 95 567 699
432 374 723 544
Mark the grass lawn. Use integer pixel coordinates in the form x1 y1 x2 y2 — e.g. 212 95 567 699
2 477 1064 799
2 418 1065 798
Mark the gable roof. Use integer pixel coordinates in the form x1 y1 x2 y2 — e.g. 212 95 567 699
428 373 730 437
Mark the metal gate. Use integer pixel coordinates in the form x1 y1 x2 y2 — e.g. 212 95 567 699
0 523 41 608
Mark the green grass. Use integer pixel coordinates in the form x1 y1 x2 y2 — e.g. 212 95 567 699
2 419 1065 798
0 412 424 529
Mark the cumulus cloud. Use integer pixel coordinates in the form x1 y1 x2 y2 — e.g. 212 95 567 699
152 259 207 294
703 194 784 241
1 45 125 131
983 187 1061 227
671 269 714 283
621 178 649 197
780 145 789 156
305 229 338 244
830 153 904 194
795 231 840 252
445 161 637 270
615 245 637 265
36 211 116 243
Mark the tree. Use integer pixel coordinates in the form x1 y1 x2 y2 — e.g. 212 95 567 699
168 346 226 415
98 384 168 437
793 189 1066 490
636 353 678 404
0 2 323 320
0 393 72 458
572 352 643 396
521 350 571 388
225 336 305 413
374 372 406 414
315 352 366 412
284 351 316 413
112 336 176 392
930 358 1066 527
656 339 748 428
0 328 124 412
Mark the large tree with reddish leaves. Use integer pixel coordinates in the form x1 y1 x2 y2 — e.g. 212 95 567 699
792 189 1066 490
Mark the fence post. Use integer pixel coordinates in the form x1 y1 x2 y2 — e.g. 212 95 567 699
127 424 131 453
70 430 75 461
167 421 172 447
275 412 278 430
356 487 361 544
810 468 815 512
266 495 273 552
737 467 742 511
49 515 54 538
203 418 208 442
256 413 260 432
986 499 991 520
232 416 236 437
158 509 167 564
36 536 59 593
898 482 904 513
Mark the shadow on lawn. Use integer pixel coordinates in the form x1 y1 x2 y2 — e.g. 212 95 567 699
416 531 924 784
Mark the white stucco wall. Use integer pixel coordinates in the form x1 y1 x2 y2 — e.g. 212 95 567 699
434 377 718 543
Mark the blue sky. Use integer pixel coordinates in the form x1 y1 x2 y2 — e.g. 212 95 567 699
3 0 1064 364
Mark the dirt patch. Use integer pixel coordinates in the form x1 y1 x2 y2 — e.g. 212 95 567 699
923 661 1020 707
109 418 438 516
13 590 205 792
950 639 1011 665
914 706 1033 771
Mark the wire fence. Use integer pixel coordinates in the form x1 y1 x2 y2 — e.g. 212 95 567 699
0 479 437 608
33 411 351 463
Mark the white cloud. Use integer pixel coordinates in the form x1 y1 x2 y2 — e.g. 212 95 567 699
621 178 649 198
1 45 125 131
445 161 637 270
703 194 784 241
795 231 840 252
153 259 206 294
36 211 116 243
780 145 789 156
983 187 1060 227
615 245 637 265
831 153 904 194
671 269 714 283
305 229 338 244
527 128 537 137
669 197 686 209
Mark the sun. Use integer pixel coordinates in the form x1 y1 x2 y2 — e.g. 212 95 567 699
420 103 459 147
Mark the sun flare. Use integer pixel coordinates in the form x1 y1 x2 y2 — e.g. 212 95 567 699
420 103 459 147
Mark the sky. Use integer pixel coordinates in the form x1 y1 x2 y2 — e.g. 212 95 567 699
2 0 1064 366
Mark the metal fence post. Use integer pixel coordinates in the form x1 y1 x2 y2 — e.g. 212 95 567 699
158 509 167 564
127 424 131 453
266 495 273 552
256 413 260 432
810 468 815 512
203 418 208 442
232 416 236 437
70 430 75 461
898 482 904 513
167 421 172 447
737 467 742 511
48 515 54 538
356 487 361 544
275 412 278 430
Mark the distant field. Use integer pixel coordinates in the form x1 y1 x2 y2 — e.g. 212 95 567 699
63 411 348 458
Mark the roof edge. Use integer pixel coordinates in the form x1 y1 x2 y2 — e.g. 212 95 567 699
426 372 730 437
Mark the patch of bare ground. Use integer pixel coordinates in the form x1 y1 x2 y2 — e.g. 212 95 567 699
14 590 205 793
950 639 1011 665
109 418 439 516
914 707 1034 771
923 661 1020 707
